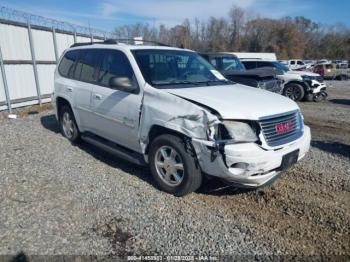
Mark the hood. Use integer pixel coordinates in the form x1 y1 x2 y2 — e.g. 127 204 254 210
166 84 299 120
224 67 281 78
287 70 319 77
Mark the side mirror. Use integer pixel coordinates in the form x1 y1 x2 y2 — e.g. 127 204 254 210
109 77 137 93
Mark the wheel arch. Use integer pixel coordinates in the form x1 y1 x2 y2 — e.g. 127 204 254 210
145 125 189 155
56 96 72 120
55 96 82 130
283 80 309 93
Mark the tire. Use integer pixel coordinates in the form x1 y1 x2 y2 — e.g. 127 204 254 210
283 83 305 101
59 105 80 143
149 134 202 197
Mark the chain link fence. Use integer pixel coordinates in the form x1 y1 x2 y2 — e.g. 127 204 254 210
0 6 113 112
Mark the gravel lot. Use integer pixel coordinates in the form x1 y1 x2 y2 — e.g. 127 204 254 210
0 81 349 259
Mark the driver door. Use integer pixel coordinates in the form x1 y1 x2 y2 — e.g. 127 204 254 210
89 49 143 152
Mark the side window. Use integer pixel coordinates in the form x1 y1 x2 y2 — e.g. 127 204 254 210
297 61 304 65
98 50 135 87
257 61 273 68
58 50 81 78
290 61 296 65
79 50 102 82
242 61 256 69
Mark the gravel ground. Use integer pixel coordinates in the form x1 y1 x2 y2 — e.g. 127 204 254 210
0 80 349 259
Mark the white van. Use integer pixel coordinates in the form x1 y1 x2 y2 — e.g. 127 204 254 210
52 40 311 196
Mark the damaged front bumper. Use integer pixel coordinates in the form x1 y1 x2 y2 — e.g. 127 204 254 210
192 125 311 188
309 80 327 94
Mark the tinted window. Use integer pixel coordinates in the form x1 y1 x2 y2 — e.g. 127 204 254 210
242 61 257 69
78 50 102 82
297 61 304 65
222 56 245 71
98 50 134 87
257 61 274 68
290 61 295 65
58 50 82 78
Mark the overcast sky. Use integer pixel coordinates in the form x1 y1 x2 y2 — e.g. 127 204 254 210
0 0 348 31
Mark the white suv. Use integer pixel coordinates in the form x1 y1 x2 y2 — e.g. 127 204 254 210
52 41 311 196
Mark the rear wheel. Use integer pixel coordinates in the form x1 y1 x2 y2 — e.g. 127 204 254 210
59 105 80 143
283 83 305 101
149 134 202 196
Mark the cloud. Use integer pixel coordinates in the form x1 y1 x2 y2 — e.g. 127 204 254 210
99 0 257 25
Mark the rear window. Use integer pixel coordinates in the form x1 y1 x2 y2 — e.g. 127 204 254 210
257 61 274 68
58 50 82 78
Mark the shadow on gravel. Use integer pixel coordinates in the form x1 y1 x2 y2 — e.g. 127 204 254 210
329 99 350 106
40 114 60 133
312 140 350 159
198 178 255 196
9 252 28 262
40 114 155 187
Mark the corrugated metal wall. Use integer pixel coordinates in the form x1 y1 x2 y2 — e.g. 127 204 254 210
0 19 105 112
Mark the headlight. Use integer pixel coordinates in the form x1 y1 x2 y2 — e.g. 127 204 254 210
257 81 266 89
222 121 258 142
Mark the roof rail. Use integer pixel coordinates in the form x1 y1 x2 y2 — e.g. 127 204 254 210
70 38 171 48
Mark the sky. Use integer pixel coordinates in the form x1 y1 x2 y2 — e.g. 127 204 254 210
0 0 349 32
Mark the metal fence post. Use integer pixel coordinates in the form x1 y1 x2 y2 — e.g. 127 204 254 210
73 31 77 43
90 33 93 43
52 27 59 62
0 45 12 113
27 22 42 105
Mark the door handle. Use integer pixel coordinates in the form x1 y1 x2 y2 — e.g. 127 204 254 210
67 87 73 92
94 94 102 100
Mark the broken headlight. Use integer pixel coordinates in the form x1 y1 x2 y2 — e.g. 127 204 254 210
219 121 258 142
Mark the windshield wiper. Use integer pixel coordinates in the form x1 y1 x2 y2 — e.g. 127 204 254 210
194 79 232 85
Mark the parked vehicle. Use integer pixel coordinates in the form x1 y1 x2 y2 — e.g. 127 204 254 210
53 40 311 196
283 60 308 71
313 63 350 80
242 59 327 102
232 52 277 61
200 52 283 94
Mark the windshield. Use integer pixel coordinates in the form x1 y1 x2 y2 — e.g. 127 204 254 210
271 61 290 72
132 49 230 88
211 56 246 72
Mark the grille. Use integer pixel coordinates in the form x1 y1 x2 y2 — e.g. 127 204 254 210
259 111 303 147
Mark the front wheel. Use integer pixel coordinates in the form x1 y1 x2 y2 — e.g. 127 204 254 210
283 83 305 101
149 134 202 197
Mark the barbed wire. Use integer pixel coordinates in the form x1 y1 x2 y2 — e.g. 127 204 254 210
0 6 114 38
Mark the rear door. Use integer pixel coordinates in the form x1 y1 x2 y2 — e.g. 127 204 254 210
72 49 102 131
90 49 143 152
57 49 95 130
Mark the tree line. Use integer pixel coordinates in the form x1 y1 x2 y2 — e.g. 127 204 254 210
113 6 350 60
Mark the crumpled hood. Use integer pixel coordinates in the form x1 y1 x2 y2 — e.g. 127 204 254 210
166 84 299 120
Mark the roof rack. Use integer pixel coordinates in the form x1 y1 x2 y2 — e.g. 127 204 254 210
70 38 171 48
